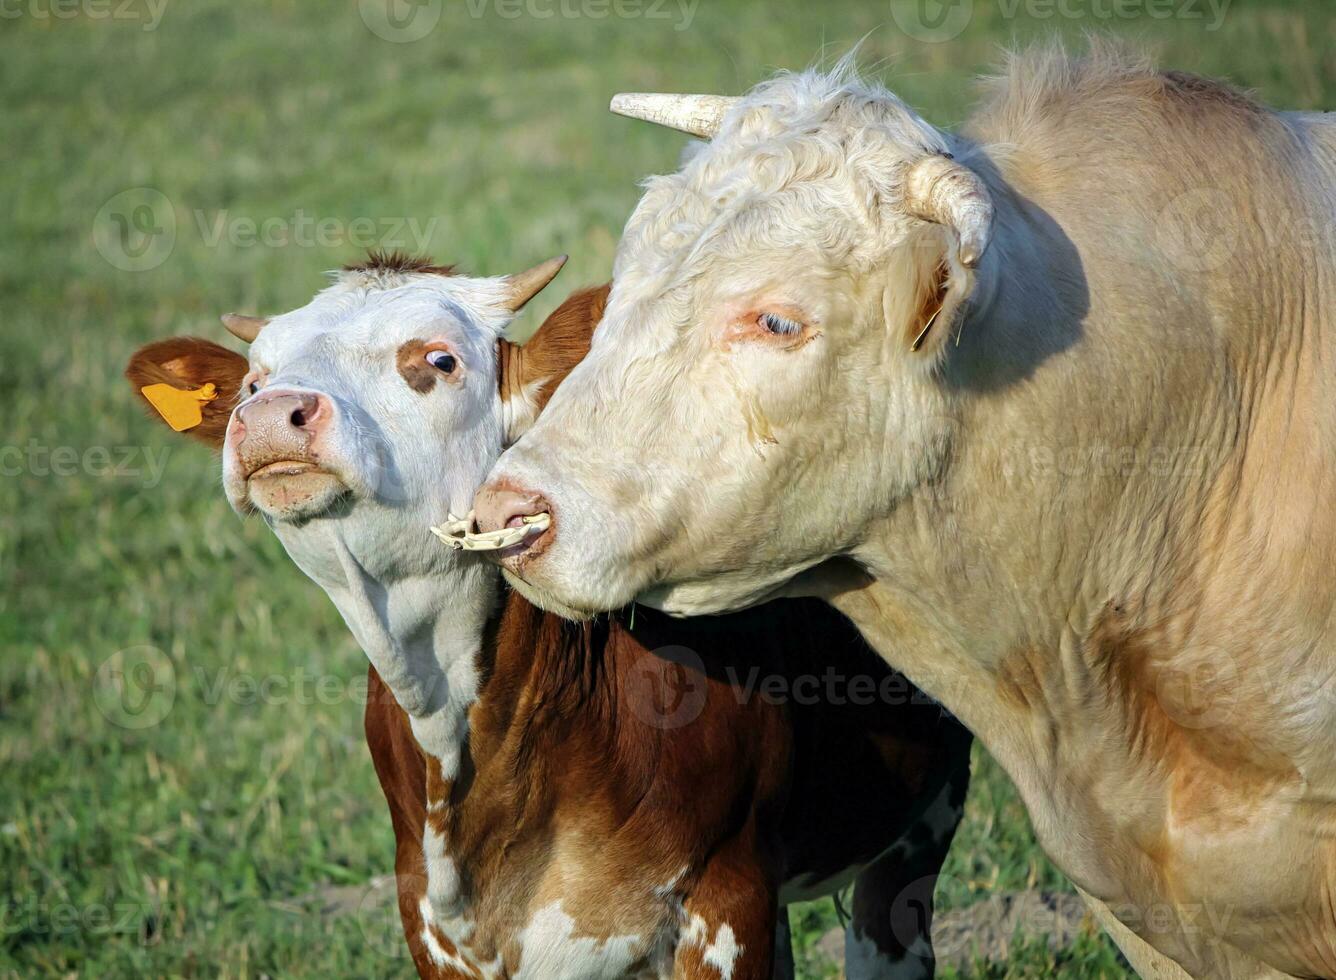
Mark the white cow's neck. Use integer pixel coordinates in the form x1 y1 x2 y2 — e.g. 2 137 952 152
274 508 499 780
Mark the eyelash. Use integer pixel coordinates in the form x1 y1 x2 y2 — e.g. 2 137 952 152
758 312 802 337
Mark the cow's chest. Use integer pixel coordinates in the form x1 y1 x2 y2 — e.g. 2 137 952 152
415 822 683 980
1026 713 1336 977
417 890 679 980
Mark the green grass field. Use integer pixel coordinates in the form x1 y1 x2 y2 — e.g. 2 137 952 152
1 0 1331 976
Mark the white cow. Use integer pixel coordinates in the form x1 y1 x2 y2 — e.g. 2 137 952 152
474 46 1336 979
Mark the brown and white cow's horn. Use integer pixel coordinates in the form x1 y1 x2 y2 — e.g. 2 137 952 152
221 313 270 343
610 93 739 139
903 154 994 268
502 255 568 313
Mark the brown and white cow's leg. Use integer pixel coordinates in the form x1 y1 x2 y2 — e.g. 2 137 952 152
845 763 970 979
363 666 476 980
675 836 779 980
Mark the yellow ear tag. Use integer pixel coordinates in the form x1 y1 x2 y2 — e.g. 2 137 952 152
141 382 218 432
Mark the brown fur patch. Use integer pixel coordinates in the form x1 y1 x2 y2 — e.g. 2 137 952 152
396 339 459 394
345 250 457 278
1085 605 1299 831
1158 69 1265 117
124 337 248 449
499 284 608 442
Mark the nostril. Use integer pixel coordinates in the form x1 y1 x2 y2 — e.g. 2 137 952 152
474 483 552 536
288 395 323 429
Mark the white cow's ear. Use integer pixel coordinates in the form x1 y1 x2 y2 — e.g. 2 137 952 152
894 225 979 362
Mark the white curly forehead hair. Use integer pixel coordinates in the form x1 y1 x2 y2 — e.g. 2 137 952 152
611 59 993 287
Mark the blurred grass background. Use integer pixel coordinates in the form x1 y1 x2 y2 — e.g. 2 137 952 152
0 0 1331 976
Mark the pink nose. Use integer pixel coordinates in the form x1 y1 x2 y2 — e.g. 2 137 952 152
234 390 330 474
474 481 552 536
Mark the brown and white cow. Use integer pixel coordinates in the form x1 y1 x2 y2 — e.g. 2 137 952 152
473 48 1336 979
125 254 971 979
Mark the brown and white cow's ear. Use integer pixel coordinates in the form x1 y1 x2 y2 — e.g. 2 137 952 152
125 337 249 449
498 283 609 445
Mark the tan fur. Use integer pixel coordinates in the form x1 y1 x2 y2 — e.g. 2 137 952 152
481 45 1336 978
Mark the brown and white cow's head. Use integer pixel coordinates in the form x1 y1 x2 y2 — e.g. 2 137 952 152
126 253 587 768
475 65 996 619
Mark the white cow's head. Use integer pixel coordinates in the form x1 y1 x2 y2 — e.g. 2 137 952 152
125 254 580 649
476 66 995 619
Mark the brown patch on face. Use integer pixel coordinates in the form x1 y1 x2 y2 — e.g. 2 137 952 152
397 339 459 394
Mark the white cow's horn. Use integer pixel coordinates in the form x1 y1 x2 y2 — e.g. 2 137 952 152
221 313 270 343
903 154 994 268
610 93 740 139
502 255 568 312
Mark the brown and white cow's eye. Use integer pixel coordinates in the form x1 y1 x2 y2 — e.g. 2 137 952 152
758 312 803 337
425 349 457 374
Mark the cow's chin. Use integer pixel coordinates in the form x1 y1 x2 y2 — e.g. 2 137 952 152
500 569 603 623
500 548 812 622
635 574 791 618
245 462 349 523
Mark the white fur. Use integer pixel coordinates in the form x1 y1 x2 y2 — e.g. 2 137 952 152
515 902 644 979
222 267 533 976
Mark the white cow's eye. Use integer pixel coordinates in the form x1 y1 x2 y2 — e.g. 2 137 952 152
758 312 802 337
425 349 457 374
